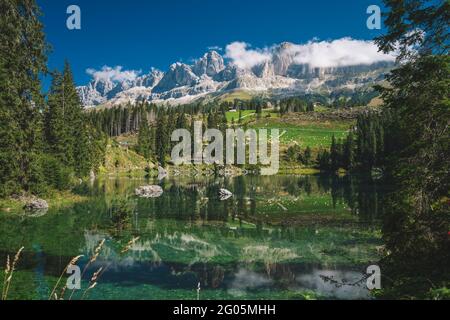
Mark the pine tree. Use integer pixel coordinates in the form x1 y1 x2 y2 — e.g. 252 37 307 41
316 149 331 171
330 135 340 171
137 114 152 161
156 114 168 166
207 112 216 128
0 0 49 195
343 131 355 170
256 102 262 118
45 71 67 163
303 146 312 166
176 113 187 129
62 63 81 157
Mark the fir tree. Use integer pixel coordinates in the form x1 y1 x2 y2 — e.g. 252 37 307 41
343 131 355 170
303 146 312 166
156 114 168 166
137 114 152 161
44 71 68 163
330 135 340 171
0 0 49 195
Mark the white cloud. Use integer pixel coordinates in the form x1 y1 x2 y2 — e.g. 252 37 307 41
225 42 271 69
86 66 141 82
224 38 395 70
288 38 396 68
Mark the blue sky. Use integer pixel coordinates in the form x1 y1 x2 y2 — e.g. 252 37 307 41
38 0 385 86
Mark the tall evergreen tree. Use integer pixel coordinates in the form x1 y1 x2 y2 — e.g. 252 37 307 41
137 113 152 161
343 131 355 170
156 114 168 166
330 135 340 171
44 71 67 163
0 0 49 195
303 146 312 166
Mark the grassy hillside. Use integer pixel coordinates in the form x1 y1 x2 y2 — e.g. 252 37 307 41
225 109 352 149
100 139 152 175
251 118 350 148
217 90 255 103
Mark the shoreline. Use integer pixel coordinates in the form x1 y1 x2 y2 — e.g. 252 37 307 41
0 190 88 216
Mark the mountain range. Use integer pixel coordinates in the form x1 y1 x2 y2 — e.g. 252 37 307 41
77 41 394 108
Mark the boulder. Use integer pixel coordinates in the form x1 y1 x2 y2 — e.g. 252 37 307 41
135 185 163 198
218 188 233 201
24 198 49 211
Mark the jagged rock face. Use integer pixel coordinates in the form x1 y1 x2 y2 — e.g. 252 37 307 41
77 79 114 106
135 69 164 88
77 69 164 107
192 51 225 77
152 63 199 93
76 43 394 107
252 60 275 78
272 42 298 76
213 65 251 82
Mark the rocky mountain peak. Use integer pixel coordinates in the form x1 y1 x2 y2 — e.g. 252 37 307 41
77 42 395 107
193 50 225 77
152 63 199 93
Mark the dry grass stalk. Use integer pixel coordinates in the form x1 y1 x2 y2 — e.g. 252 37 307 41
59 285 67 300
90 239 105 263
2 247 24 300
1 255 10 300
68 239 105 300
48 255 83 300
121 237 140 253
66 236 139 300
81 266 103 300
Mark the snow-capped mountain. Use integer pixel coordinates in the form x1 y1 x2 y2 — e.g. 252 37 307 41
77 41 395 107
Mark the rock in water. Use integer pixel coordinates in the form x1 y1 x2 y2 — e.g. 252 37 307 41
218 188 233 201
24 198 49 211
135 185 164 198
158 166 168 180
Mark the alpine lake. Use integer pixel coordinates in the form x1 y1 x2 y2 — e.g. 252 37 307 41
0 174 386 300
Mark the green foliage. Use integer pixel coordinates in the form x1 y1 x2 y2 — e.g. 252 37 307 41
316 149 331 171
303 146 312 166
156 114 169 166
316 114 383 172
0 0 48 195
375 0 449 61
0 1 106 197
343 132 355 170
355 111 385 171
44 62 105 179
39 154 72 191
372 0 450 299
137 114 152 160
285 145 302 163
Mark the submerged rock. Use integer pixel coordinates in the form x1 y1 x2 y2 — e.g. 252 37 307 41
135 185 163 198
218 188 233 201
24 198 49 212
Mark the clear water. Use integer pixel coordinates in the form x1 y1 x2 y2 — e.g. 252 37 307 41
0 175 384 300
